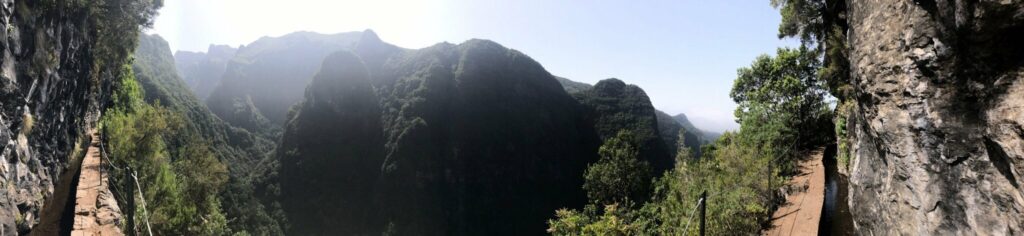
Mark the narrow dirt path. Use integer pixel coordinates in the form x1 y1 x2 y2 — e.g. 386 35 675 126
70 130 123 236
764 148 825 236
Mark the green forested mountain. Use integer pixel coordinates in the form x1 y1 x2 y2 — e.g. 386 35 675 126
555 76 594 94
655 110 703 158
164 29 711 235
204 31 371 136
571 78 674 173
277 36 601 235
174 45 237 100
131 34 286 234
671 113 720 142
134 35 274 170
553 77 706 159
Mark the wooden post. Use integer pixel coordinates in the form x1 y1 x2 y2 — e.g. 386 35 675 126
124 167 136 236
699 190 707 236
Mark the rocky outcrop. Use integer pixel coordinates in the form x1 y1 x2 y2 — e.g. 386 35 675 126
846 0 1024 234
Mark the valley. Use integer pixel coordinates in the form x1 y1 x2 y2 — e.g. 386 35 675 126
0 0 1022 235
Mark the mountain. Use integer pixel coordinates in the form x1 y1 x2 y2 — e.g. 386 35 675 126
672 113 720 142
656 110 703 157
133 34 285 234
204 31 370 136
555 76 593 94
572 78 675 172
845 1 1024 234
553 76 706 158
174 45 237 100
134 34 275 178
277 36 601 235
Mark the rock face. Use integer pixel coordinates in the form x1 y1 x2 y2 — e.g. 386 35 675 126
846 0 1024 234
0 1 135 234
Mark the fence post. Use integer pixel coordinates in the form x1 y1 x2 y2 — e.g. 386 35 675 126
124 167 136 236
699 190 706 236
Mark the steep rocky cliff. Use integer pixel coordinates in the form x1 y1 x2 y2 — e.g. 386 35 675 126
846 0 1024 234
0 1 156 234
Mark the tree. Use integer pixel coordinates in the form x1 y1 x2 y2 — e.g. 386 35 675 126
549 131 781 236
583 131 653 206
771 0 851 99
772 0 854 171
674 128 694 162
730 47 833 172
548 204 646 236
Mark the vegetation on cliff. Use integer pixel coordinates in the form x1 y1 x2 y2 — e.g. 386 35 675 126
549 33 834 236
131 34 287 235
102 63 230 235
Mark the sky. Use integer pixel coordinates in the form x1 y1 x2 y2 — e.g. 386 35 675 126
150 0 798 132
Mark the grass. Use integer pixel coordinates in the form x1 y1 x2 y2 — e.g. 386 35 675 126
20 112 34 136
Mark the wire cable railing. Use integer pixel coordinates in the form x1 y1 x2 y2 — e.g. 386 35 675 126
96 131 154 236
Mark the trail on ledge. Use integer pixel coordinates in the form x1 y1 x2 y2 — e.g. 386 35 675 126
764 148 825 236
70 130 123 236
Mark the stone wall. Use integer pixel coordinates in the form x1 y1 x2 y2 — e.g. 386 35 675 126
0 1 120 234
846 0 1024 234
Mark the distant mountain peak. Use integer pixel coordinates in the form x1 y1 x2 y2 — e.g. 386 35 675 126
359 29 382 44
554 76 593 94
591 78 634 97
458 39 508 55
206 44 237 56
594 78 625 88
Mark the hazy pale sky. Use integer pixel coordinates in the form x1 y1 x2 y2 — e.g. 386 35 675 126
150 0 797 132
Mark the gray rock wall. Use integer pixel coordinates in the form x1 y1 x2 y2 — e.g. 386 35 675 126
0 2 120 234
847 0 1024 234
